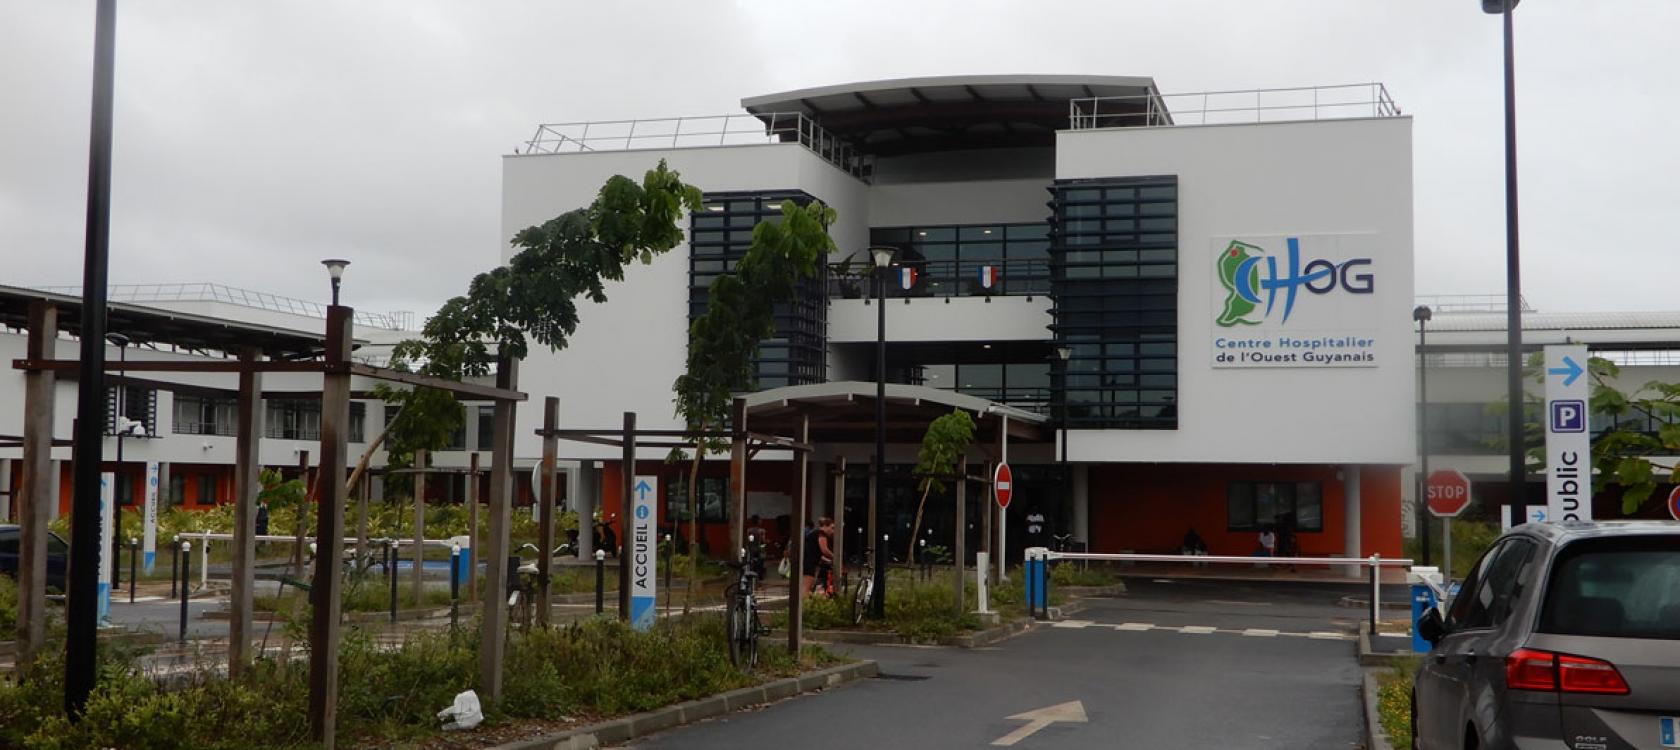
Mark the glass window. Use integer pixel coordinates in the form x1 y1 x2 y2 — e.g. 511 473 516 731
1227 483 1256 530
1294 482 1323 532
1455 539 1536 630
957 364 1003 391
1447 543 1503 630
1539 536 1680 640
477 406 495 450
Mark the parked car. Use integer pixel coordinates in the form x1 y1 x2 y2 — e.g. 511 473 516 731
1413 520 1680 750
0 524 70 592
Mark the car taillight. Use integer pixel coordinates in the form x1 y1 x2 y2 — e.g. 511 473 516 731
1557 654 1631 695
1505 648 1630 695
1506 648 1558 691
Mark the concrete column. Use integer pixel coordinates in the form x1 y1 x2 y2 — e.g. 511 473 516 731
0 458 12 522
831 457 846 588
1343 464 1363 578
47 460 63 522
17 301 57 672
575 461 597 560
1072 464 1090 548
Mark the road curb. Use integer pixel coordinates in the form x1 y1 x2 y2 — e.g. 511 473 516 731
1362 671 1397 750
485 660 879 750
1356 629 1416 667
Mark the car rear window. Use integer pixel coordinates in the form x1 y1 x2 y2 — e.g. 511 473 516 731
1538 535 1680 640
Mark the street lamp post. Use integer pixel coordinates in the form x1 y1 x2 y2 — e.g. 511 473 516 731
1055 346 1071 466
1413 306 1433 567
868 245 894 620
321 259 351 307
1482 0 1526 518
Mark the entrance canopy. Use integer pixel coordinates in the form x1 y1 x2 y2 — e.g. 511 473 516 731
741 380 1049 446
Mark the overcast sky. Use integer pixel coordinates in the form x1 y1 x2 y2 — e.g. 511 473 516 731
3 1 1676 320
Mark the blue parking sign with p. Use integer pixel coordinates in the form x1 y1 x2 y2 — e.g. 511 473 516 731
1660 716 1676 746
1550 400 1586 433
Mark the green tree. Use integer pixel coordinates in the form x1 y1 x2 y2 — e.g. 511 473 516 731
1491 354 1680 515
671 199 837 611
905 408 976 561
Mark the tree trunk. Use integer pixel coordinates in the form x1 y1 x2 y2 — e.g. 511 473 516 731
905 482 934 564
682 436 704 615
343 401 404 497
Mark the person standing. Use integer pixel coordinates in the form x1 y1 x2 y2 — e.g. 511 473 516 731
1257 526 1276 557
800 516 835 597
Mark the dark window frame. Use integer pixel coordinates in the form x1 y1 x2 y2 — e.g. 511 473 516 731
1225 480 1325 533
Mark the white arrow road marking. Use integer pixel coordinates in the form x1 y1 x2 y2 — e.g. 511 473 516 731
991 700 1088 746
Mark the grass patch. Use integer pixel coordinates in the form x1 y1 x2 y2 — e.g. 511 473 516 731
1050 562 1119 588
0 574 16 634
1375 658 1420 749
0 614 841 750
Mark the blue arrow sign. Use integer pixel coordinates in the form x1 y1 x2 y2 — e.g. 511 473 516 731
634 480 652 500
1530 508 1547 523
1547 355 1584 386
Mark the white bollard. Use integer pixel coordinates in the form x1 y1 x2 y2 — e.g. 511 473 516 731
201 536 211 589
976 551 990 614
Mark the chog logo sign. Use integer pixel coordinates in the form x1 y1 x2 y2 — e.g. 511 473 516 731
1216 237 1373 327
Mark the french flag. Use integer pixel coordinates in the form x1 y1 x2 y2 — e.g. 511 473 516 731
978 265 997 290
899 266 918 290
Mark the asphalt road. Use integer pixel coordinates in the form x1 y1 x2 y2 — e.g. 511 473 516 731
631 577 1393 750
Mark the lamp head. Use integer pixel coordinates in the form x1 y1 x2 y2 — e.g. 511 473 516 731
1480 0 1518 13
1056 345 1072 361
1412 305 1433 323
320 258 351 282
868 246 896 269
105 332 130 348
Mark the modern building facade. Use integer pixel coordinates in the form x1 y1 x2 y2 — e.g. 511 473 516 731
504 75 1418 562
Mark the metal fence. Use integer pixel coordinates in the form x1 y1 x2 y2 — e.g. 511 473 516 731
36 283 415 331
523 112 873 181
1070 83 1401 129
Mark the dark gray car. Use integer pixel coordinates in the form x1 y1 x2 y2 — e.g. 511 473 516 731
0 523 70 592
1414 521 1680 750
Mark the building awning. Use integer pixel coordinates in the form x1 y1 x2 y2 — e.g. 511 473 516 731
741 380 1049 446
742 74 1162 157
0 283 346 360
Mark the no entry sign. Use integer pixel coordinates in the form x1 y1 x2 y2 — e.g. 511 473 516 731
1426 469 1473 518
994 463 1014 509
1668 486 1680 522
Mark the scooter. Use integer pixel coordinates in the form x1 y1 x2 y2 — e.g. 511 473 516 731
592 514 618 557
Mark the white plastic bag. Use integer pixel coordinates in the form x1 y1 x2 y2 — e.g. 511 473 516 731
777 556 792 578
437 689 483 731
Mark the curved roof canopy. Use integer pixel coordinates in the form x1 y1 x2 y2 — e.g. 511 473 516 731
742 380 1048 446
743 75 1160 157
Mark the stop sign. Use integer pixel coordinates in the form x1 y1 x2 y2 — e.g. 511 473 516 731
1426 470 1473 518
994 463 1014 509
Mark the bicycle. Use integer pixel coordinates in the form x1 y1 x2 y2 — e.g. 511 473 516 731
508 543 543 632
849 549 875 625
723 543 767 670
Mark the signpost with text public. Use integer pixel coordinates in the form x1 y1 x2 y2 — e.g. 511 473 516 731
1544 344 1591 523
629 475 658 631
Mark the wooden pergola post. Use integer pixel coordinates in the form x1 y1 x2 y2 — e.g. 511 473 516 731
728 398 747 557
955 455 966 617
537 397 559 628
412 448 428 606
478 354 517 702
618 411 635 621
228 346 263 676
308 304 353 748
467 452 479 601
788 414 809 655
15 301 56 672
832 456 846 588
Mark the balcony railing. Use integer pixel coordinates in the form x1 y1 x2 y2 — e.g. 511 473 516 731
1069 83 1400 130
522 112 873 181
828 258 1051 300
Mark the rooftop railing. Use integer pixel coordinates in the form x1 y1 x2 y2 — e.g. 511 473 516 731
522 112 873 181
1414 294 1533 314
34 283 416 331
1069 83 1401 130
